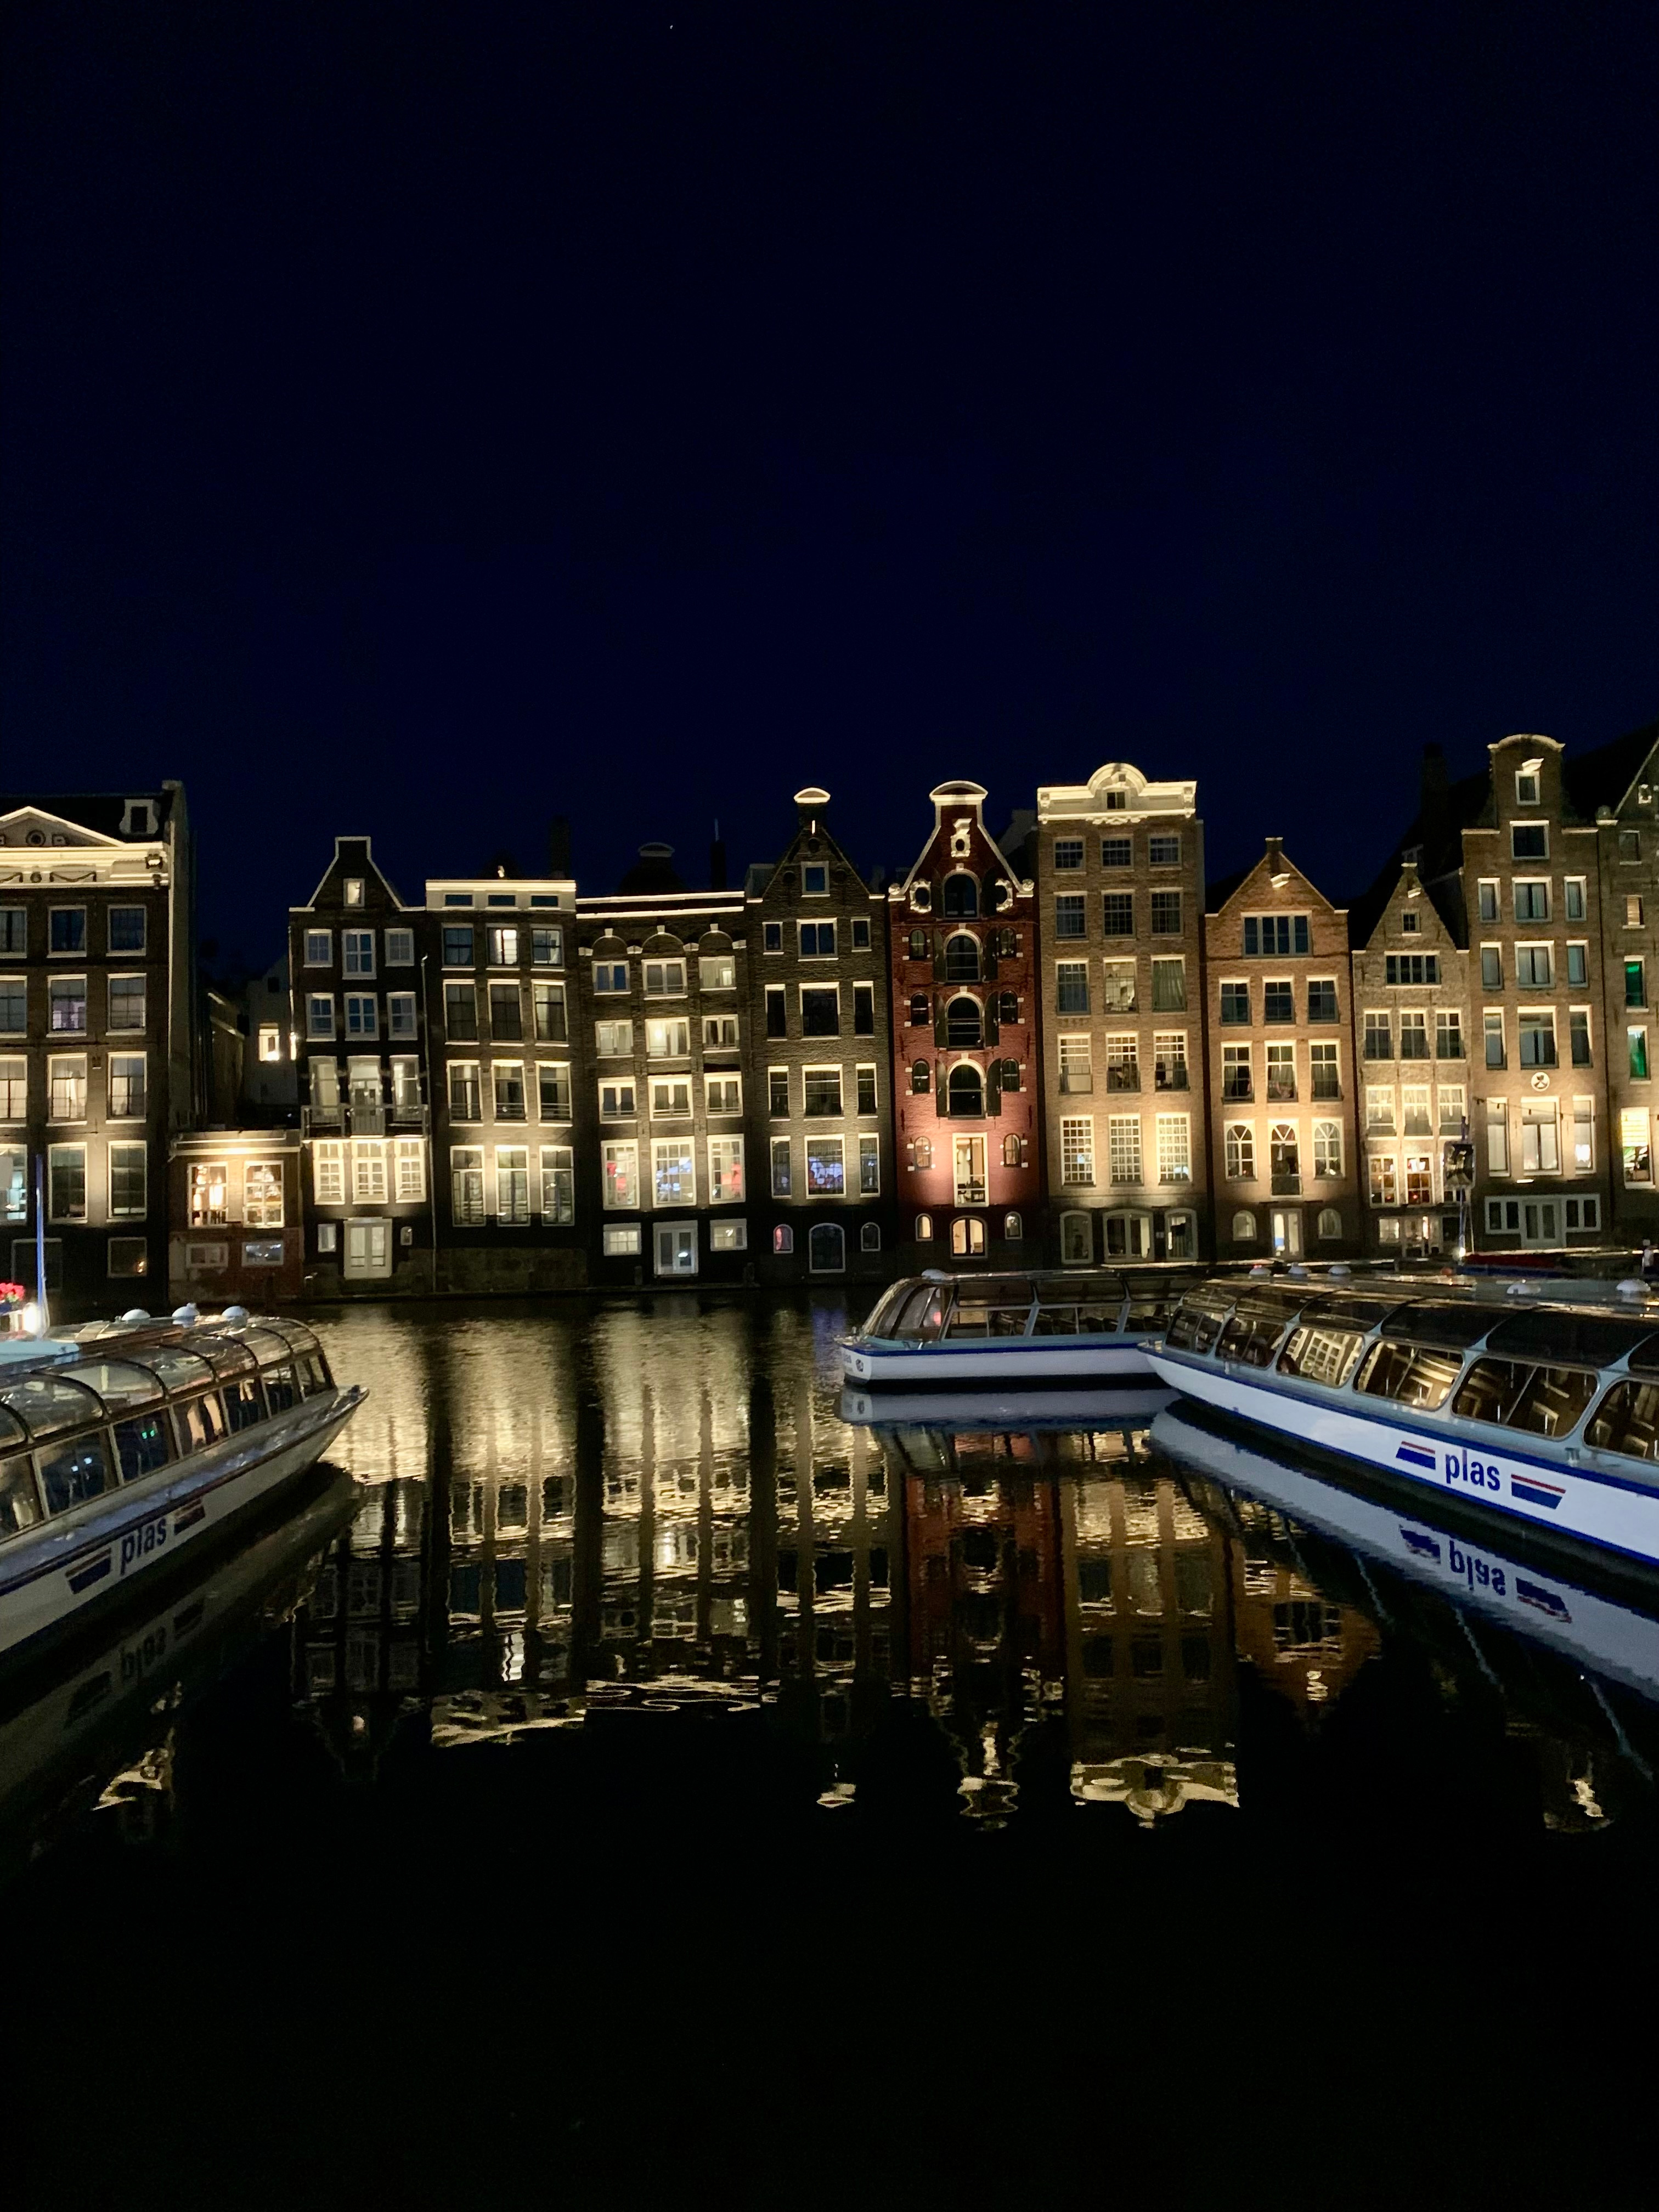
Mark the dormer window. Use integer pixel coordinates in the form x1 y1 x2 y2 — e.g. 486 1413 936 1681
1515 770 1541 808
343 878 365 907
121 799 157 837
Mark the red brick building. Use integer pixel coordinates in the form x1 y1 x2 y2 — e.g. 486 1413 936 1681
888 781 1041 1264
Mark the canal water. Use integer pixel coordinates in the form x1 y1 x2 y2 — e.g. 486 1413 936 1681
8 1295 1659 2205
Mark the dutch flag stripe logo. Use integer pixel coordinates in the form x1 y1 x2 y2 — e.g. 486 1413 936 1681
1396 1441 1437 1472
1510 1474 1566 1510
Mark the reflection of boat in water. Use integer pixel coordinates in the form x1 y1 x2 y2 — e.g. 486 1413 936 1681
1149 1279 1659 1568
1154 1402 1659 1718
841 1268 1201 1387
0 1466 359 1867
839 1381 1175 1431
0 1312 368 1665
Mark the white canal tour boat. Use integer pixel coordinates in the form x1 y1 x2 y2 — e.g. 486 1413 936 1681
0 1310 366 1667
1146 1279 1659 1571
840 1267 1204 1391
1152 1402 1659 1712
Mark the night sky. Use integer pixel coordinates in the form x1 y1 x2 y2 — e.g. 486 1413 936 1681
4 5 1655 972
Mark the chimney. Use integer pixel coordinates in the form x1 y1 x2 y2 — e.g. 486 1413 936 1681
1263 836 1284 869
548 814 572 879
709 820 727 891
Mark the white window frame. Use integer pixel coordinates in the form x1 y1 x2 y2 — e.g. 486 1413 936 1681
707 1135 745 1204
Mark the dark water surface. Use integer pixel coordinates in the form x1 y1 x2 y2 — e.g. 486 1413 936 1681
9 1294 1659 2207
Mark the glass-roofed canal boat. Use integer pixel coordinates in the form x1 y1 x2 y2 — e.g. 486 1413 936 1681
840 1267 1203 1390
1147 1280 1659 1570
0 1311 366 1666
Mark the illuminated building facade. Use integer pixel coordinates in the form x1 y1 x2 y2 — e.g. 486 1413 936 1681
167 1127 306 1303
1205 837 1362 1262
0 785 195 1311
574 846 751 1285
887 781 1041 1266
744 787 895 1281
1348 861 1472 1257
1035 763 1208 1264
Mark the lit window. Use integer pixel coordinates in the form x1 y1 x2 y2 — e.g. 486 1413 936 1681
806 1138 845 1195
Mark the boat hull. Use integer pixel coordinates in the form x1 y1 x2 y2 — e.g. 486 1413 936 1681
0 1385 367 1667
1147 1348 1659 1568
1152 1403 1659 1705
840 1381 1175 1429
839 1338 1154 1387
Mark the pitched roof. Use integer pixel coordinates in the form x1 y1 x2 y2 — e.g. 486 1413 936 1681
1564 715 1659 820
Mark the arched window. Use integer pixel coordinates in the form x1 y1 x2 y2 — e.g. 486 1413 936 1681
1060 1211 1092 1265
998 992 1019 1028
950 1216 986 1256
944 933 979 981
997 1058 1020 1092
772 1224 794 1255
1232 1209 1257 1243
1003 1211 1023 1242
911 1059 931 1093
941 873 978 918
860 1222 881 1252
915 1212 933 1242
809 1221 845 1274
913 1136 933 1170
1317 1206 1343 1241
947 1064 984 1116
909 992 929 1026
1001 1132 1020 1167
946 997 982 1048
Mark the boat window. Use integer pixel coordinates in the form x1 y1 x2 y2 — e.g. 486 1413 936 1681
0 1405 26 1452
224 1378 264 1432
881 1285 940 1339
173 1392 227 1454
114 1410 174 1483
1380 1304 1496 1354
1278 1324 1368 1389
140 1349 218 1395
1075 1296 1124 1334
1483 1310 1659 1368
1164 1287 1238 1353
242 1329 294 1369
179 1330 259 1378
862 1284 912 1340
1295 1295 1406 1333
1584 1380 1659 1462
61 1359 166 1413
1503 1365 1599 1438
298 1351 333 1396
945 1294 1033 1340
1617 1337 1659 1381
1450 1359 1532 1427
1356 1340 1462 1411
0 1453 43 1538
257 1318 321 1358
262 1362 300 1413
0 1374 106 1440
1217 1308 1294 1369
1032 1305 1079 1337
36 1429 115 1515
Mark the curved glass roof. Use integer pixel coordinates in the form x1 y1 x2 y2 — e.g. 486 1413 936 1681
57 1359 167 1413
0 1374 108 1441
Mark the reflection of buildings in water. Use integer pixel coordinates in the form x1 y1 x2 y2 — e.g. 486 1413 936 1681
1226 1496 1381 1718
589 1307 757 1702
308 1309 437 1487
900 1431 1067 1823
296 1477 431 1772
1060 1433 1241 1822
775 1362 894 1768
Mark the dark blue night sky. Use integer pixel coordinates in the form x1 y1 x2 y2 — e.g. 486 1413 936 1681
4 4 1654 969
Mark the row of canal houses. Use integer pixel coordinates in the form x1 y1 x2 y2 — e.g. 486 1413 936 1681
3 715 1657 1311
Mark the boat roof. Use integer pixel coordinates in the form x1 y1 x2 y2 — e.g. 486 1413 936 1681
1180 1279 1659 1370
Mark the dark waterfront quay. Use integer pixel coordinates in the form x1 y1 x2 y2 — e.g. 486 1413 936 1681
6 1293 1658 2207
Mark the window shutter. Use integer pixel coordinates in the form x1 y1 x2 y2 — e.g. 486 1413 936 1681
933 933 946 982
983 938 1000 982
935 1059 949 1115
985 999 1000 1045
934 1002 948 1049
987 1060 1002 1117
